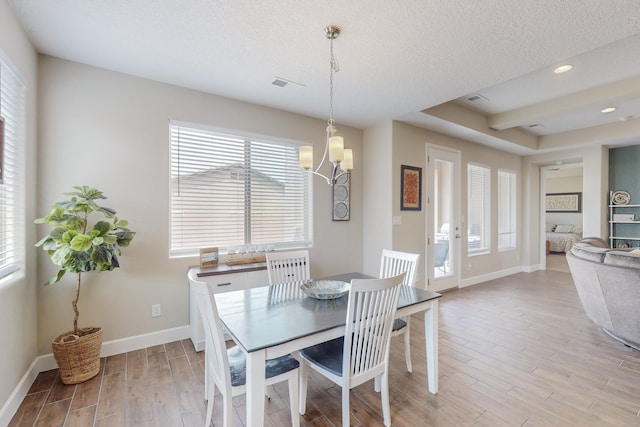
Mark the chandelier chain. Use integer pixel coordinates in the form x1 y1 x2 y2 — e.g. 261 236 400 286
328 35 335 127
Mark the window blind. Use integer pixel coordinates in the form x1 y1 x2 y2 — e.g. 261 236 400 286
467 163 490 254
0 54 26 280
169 122 312 257
498 169 516 251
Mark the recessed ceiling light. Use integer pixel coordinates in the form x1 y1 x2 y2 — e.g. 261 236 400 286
601 107 617 114
553 64 573 74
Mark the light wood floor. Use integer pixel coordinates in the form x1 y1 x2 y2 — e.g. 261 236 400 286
546 252 570 273
10 269 640 426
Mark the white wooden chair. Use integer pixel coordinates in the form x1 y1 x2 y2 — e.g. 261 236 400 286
266 249 311 285
191 279 300 427
298 274 404 427
379 249 420 372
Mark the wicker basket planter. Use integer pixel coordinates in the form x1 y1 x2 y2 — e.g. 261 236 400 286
52 326 103 385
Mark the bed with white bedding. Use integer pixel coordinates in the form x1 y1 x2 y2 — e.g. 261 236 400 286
546 224 583 253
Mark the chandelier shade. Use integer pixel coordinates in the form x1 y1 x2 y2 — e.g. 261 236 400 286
299 25 353 186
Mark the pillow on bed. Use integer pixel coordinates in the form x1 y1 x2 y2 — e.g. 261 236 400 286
545 223 556 232
572 225 583 234
554 224 575 233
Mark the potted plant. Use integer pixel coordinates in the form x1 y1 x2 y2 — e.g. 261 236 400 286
35 186 135 384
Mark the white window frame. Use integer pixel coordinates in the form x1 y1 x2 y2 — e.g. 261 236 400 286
467 163 490 255
169 121 313 258
498 169 517 251
0 51 26 283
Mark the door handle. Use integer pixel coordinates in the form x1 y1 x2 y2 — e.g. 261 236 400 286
455 234 461 239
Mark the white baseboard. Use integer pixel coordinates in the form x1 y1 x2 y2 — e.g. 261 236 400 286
0 358 41 427
460 265 524 288
0 325 190 426
522 263 543 273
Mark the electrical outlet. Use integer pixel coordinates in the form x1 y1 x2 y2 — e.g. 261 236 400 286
151 304 161 318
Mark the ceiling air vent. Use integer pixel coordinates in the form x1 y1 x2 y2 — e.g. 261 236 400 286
272 76 305 88
466 94 488 102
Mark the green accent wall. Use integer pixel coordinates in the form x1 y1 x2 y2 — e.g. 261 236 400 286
609 145 640 247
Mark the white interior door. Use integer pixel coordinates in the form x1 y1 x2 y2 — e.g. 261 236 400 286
426 146 460 292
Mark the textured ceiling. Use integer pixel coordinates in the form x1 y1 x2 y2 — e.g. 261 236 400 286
8 0 640 155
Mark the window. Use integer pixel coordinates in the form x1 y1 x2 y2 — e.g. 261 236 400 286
467 163 490 254
498 169 516 251
169 122 312 257
0 54 26 280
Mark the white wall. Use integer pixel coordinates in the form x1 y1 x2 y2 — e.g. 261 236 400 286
391 122 427 285
362 121 393 277
523 146 609 267
35 56 363 354
545 172 583 226
365 121 524 287
0 0 39 412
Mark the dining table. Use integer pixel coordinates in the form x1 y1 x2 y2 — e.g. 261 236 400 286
214 272 441 427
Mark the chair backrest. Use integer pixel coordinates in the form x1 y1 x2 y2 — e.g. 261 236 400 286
268 281 305 303
434 241 449 268
266 250 311 285
379 249 420 287
343 274 404 384
191 279 233 396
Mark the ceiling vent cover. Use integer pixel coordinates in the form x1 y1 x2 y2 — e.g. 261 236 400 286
467 94 488 102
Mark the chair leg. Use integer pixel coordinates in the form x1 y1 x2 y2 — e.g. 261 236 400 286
341 387 350 427
374 375 381 392
299 360 308 415
204 362 208 400
288 371 300 427
404 319 413 373
222 393 234 427
205 381 214 427
381 372 391 427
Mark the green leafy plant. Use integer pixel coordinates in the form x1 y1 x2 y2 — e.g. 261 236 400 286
35 186 135 335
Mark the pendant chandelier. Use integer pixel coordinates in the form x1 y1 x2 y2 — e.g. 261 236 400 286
299 25 353 186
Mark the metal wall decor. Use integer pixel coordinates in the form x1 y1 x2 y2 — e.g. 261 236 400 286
332 172 350 220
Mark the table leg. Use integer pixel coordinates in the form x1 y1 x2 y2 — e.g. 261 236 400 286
424 299 438 394
246 350 266 426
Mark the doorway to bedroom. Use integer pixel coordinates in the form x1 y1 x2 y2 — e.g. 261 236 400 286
543 165 584 272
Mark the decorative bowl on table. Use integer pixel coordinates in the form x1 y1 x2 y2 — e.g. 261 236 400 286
300 280 350 300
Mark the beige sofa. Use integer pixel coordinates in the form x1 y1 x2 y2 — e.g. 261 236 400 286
567 237 640 350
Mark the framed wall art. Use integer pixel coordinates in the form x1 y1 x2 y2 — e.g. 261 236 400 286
401 165 422 211
545 192 582 213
